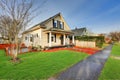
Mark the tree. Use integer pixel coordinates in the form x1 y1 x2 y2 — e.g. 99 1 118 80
110 31 120 42
0 0 36 61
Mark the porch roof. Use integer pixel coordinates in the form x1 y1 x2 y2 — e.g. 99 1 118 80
43 28 74 35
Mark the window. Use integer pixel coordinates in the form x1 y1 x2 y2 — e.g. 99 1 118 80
51 36 54 42
51 34 55 42
51 34 56 42
30 37 33 42
30 35 33 42
60 22 64 29
53 19 64 29
47 34 56 42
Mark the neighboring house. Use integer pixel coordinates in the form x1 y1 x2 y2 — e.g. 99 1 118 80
72 27 98 36
22 13 74 48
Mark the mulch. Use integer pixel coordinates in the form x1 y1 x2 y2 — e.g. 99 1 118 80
0 44 99 55
44 46 99 55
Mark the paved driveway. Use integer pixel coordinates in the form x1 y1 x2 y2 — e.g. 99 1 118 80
49 44 113 80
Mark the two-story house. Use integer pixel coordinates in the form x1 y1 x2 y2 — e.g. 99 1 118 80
22 13 74 48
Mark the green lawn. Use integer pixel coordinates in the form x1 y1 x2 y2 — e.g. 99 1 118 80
0 50 88 80
111 43 120 56
99 43 120 80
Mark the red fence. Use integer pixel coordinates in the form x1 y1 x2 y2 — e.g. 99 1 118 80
0 44 12 49
0 43 26 49
0 43 31 56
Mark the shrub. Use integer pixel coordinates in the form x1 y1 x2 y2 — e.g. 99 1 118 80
37 45 43 51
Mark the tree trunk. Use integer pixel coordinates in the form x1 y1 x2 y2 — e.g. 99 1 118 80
12 35 19 62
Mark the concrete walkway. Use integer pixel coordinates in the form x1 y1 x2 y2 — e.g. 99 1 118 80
50 45 113 80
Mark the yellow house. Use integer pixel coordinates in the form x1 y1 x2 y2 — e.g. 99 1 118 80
22 13 75 48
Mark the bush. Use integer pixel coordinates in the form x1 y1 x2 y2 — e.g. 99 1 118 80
75 36 104 48
32 46 37 50
37 45 43 51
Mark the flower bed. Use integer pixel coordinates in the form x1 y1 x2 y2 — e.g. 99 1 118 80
44 46 99 55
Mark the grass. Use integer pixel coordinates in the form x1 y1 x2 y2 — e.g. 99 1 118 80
0 50 88 80
111 43 120 56
99 43 120 80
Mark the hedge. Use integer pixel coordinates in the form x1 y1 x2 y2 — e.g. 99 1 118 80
75 36 104 48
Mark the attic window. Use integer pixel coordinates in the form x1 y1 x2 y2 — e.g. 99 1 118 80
60 22 64 29
53 19 64 29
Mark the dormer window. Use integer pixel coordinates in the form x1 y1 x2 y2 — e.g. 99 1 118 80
53 19 64 29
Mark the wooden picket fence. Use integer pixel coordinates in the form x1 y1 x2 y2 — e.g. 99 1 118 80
75 40 96 48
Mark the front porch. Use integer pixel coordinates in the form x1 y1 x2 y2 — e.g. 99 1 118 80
44 29 75 47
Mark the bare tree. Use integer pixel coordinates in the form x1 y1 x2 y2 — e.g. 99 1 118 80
110 31 120 42
0 0 36 61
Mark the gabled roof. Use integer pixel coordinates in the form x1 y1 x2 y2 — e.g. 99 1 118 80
40 13 61 26
72 27 87 36
31 13 61 29
23 13 62 34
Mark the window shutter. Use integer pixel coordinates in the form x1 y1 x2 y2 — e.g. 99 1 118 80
32 35 34 42
55 34 56 42
37 34 38 37
57 20 60 29
53 19 55 28
47 33 49 43
62 22 64 29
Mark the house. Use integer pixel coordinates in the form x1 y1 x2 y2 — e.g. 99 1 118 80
72 27 97 48
72 27 98 37
22 13 75 48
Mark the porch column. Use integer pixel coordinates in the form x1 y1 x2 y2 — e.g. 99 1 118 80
49 32 51 47
63 34 66 45
72 35 75 44
39 29 42 45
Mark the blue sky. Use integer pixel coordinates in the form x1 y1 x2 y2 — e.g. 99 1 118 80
31 0 120 34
